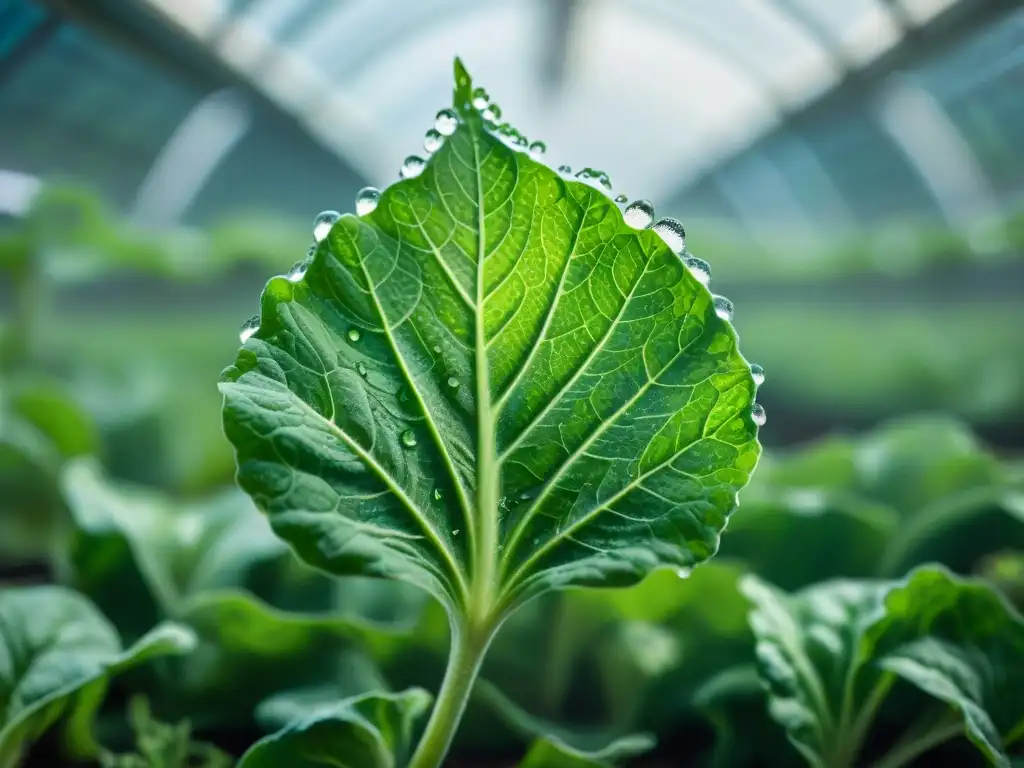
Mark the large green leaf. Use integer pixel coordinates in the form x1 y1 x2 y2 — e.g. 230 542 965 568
60 459 419 728
219 59 760 620
742 566 1024 768
863 567 1024 766
237 689 431 768
0 586 196 767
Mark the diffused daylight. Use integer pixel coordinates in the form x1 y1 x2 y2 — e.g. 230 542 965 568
1 1 1023 767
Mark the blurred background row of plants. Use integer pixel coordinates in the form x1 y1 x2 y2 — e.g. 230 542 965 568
2 0 1023 765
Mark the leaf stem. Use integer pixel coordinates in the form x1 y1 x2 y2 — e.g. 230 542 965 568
407 619 496 768
869 711 962 768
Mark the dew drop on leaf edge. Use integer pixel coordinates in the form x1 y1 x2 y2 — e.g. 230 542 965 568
434 109 458 137
355 187 380 216
750 363 765 387
751 402 767 426
401 430 417 448
713 295 734 321
239 315 259 344
286 259 307 283
423 129 444 154
676 567 692 579
624 200 655 230
347 328 361 342
312 210 340 243
400 156 426 179
684 255 711 286
614 194 628 204
652 217 686 254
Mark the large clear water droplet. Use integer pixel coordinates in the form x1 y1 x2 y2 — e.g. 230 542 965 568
652 218 686 254
423 129 444 154
529 140 546 157
355 187 380 216
434 109 458 136
401 429 417 448
751 403 767 426
713 295 734 321
750 363 765 387
624 200 655 229
684 255 711 286
239 315 260 343
347 328 361 342
312 210 340 243
286 259 308 283
400 156 425 179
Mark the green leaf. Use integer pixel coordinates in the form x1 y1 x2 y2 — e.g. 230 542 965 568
62 457 287 630
719 486 897 589
864 567 1024 767
0 586 196 766
978 550 1024 610
693 665 803 768
219 59 760 620
473 680 654 768
518 733 654 768
853 415 999 515
742 566 1024 768
237 689 432 768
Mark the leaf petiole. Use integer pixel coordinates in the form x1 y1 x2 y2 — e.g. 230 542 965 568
869 709 963 768
406 617 499 768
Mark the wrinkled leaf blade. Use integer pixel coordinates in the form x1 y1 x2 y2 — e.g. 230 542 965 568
220 60 760 615
0 586 196 764
237 689 431 768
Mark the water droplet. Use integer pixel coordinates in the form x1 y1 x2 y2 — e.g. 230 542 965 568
713 295 734 321
750 363 765 387
356 362 367 377
471 87 489 110
355 187 380 216
751 403 767 426
434 488 443 500
676 567 692 579
347 328 361 342
312 210 340 243
481 107 496 122
432 344 441 354
528 140 546 157
452 528 460 537
447 376 459 389
624 200 655 229
652 218 686 254
614 194 627 204
557 164 572 174
400 156 426 179
423 129 444 154
286 259 308 283
684 255 711 286
434 109 458 136
239 315 260 344
401 430 417 448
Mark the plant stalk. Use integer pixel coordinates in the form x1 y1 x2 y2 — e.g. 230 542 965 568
407 619 495 768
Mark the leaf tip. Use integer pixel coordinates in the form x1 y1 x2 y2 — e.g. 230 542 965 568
453 56 473 114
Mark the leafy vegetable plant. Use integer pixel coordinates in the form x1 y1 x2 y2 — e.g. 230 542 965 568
220 59 761 767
